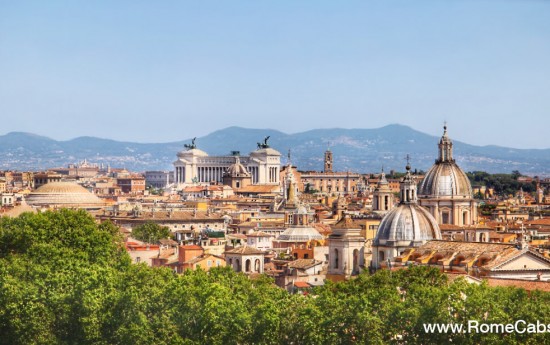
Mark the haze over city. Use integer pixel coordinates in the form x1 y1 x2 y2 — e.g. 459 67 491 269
1 1 549 148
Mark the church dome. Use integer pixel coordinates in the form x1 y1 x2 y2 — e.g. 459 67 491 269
277 226 324 242
224 156 250 177
418 125 472 198
418 162 472 198
26 182 104 208
374 203 441 244
375 163 441 245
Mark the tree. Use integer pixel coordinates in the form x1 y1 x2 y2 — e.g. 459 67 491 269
2 209 550 344
131 221 171 243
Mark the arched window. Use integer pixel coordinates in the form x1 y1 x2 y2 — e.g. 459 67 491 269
255 259 260 272
442 212 450 224
245 259 251 272
235 259 240 272
379 251 385 262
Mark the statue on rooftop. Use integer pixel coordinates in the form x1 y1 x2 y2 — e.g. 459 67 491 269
184 137 197 150
257 135 270 149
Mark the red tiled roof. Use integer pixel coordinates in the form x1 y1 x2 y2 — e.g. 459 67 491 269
180 245 203 250
287 259 322 269
526 218 550 226
485 278 550 292
234 185 280 193
247 231 272 237
293 281 311 288
224 245 265 255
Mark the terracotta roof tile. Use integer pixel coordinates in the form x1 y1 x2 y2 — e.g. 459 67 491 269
293 281 311 288
485 278 550 292
287 259 322 269
224 246 265 255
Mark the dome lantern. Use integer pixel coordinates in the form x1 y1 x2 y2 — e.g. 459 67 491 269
437 124 454 163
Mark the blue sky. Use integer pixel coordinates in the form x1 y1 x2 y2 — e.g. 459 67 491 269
1 1 549 148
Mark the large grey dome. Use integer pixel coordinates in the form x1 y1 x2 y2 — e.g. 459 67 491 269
418 162 472 198
26 182 104 208
418 125 472 198
375 203 441 244
375 163 441 245
277 226 323 242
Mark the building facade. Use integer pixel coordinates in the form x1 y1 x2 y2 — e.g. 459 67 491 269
145 171 174 189
173 140 281 188
326 215 366 281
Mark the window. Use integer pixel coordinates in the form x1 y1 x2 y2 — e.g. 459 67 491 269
207 260 212 267
442 212 450 224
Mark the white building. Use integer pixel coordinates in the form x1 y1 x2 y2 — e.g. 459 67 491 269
173 139 281 188
224 246 265 274
145 171 174 189
326 215 366 281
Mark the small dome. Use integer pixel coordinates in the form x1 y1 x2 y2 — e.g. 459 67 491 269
277 226 324 242
375 203 441 244
26 182 104 208
418 162 472 198
225 157 250 177
177 148 208 158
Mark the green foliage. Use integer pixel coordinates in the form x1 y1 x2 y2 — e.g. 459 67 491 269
467 171 537 197
1 210 549 344
131 221 171 243
304 183 319 194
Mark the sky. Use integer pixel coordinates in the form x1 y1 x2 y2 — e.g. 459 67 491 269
1 0 549 148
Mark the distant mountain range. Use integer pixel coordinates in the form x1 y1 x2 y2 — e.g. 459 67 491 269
1 125 549 175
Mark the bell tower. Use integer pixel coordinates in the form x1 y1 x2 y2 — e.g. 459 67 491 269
324 149 333 173
437 124 454 163
373 168 394 213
